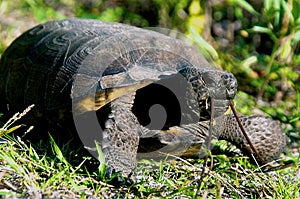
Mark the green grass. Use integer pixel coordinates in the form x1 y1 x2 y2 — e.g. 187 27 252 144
0 133 299 198
0 0 299 198
0 109 299 198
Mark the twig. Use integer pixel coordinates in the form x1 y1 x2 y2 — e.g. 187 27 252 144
194 96 215 198
256 42 278 102
229 102 263 163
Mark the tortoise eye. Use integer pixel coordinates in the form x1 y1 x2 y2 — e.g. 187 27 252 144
222 74 229 79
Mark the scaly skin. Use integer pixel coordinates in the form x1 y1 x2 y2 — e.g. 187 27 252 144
220 114 287 164
101 92 141 176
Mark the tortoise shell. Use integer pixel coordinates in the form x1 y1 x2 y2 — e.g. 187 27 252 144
0 19 208 110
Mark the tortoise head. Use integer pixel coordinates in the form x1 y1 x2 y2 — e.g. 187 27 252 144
180 67 237 120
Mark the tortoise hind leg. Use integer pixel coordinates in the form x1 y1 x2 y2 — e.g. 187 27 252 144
101 91 141 177
220 114 287 164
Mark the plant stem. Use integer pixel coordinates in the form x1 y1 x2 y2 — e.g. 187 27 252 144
256 41 279 103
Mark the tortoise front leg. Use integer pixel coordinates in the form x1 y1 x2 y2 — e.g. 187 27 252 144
138 116 225 158
101 92 141 177
141 114 286 164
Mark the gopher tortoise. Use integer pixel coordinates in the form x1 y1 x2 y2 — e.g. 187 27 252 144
0 18 286 176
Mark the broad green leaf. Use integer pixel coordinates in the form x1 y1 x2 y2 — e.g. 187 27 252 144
0 152 25 175
240 56 258 78
250 26 278 42
278 40 292 60
264 0 281 28
188 25 219 61
274 0 281 27
291 30 300 44
0 125 22 137
241 56 257 68
49 134 69 167
292 0 300 20
289 112 300 123
264 0 272 10
232 0 260 16
95 141 106 178
281 0 294 25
